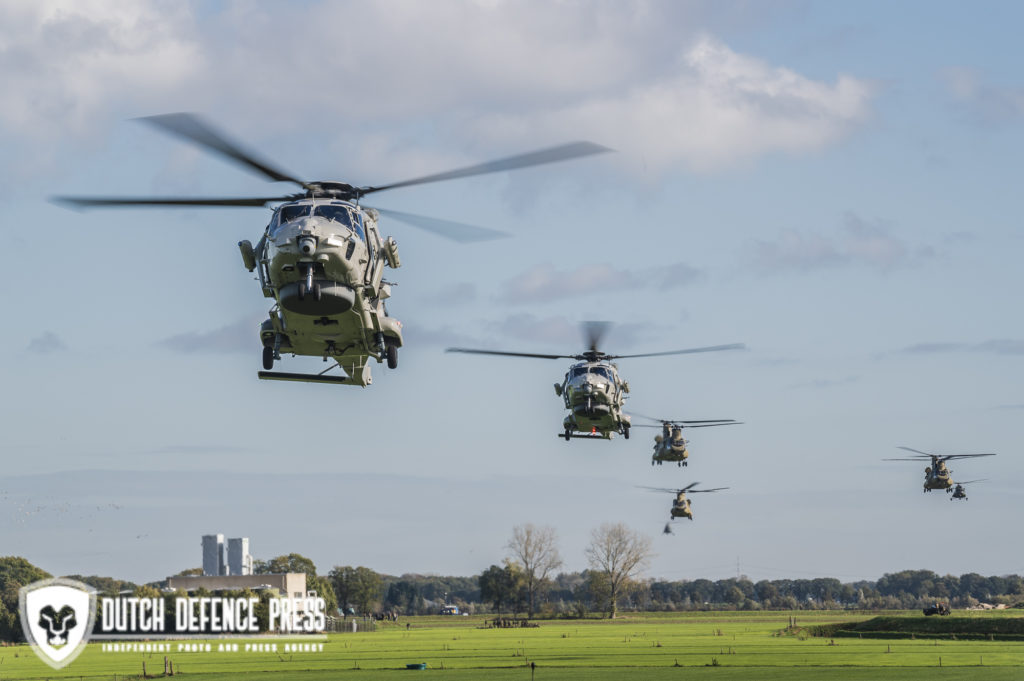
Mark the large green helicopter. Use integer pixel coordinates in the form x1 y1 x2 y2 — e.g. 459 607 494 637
631 414 741 466
884 446 995 494
56 114 608 386
447 322 743 440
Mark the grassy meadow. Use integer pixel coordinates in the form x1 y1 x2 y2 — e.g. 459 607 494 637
2 611 1022 680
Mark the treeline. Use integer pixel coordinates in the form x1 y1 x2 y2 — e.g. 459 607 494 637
373 569 1024 616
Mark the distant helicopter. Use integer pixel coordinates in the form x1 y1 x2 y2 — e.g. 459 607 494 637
949 480 987 501
56 113 609 386
631 415 741 466
884 446 995 494
640 482 729 522
447 322 743 440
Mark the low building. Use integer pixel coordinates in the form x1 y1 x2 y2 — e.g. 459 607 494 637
166 572 307 599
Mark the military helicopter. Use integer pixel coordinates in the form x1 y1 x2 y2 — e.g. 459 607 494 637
883 446 995 494
640 482 729 522
631 415 741 466
950 480 985 501
56 113 609 386
447 322 743 440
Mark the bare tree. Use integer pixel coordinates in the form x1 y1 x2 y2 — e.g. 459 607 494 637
584 523 653 618
507 524 563 618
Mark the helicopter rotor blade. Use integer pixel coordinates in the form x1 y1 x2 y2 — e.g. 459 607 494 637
368 207 508 242
631 421 741 429
897 446 935 457
636 486 680 494
139 113 307 187
582 321 612 354
445 347 572 360
606 343 746 360
358 141 611 197
53 195 292 209
955 479 987 485
940 453 997 460
690 487 729 493
883 458 932 462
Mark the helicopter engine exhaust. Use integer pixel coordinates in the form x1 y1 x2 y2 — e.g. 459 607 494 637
298 236 317 255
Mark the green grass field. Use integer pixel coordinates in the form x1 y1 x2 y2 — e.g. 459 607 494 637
2 611 1022 680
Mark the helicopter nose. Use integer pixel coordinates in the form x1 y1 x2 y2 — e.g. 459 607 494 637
298 236 316 255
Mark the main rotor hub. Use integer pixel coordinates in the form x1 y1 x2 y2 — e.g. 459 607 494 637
304 182 361 201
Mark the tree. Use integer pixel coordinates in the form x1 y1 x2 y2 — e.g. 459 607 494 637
329 566 382 615
478 563 525 615
506 524 563 618
584 523 653 618
258 554 317 577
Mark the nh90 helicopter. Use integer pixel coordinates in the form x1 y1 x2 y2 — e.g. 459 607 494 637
949 480 986 501
56 113 608 386
631 415 741 466
447 322 744 440
640 482 728 524
884 446 995 494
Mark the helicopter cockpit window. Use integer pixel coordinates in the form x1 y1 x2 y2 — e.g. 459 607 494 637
314 205 365 241
280 204 310 224
571 367 587 378
589 367 612 380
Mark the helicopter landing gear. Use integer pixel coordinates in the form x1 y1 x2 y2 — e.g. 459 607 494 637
563 429 572 441
262 346 274 370
623 426 630 440
386 340 398 369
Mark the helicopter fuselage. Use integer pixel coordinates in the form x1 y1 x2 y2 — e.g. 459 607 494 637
669 494 693 520
245 198 403 385
923 462 953 492
557 360 630 439
652 425 689 465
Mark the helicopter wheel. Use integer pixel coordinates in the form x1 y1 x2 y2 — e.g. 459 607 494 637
386 341 398 370
262 346 274 370
623 427 630 440
313 282 322 302
563 429 571 441
298 282 307 300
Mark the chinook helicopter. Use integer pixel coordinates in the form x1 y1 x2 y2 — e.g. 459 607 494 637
56 113 609 386
884 447 995 494
640 482 729 522
447 322 743 440
631 415 741 466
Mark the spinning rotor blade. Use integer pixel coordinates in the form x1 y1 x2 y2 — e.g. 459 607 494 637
54 195 291 209
446 347 572 360
941 453 997 461
955 479 987 485
370 207 508 242
606 343 746 360
690 487 729 494
139 113 307 187
637 486 680 494
883 457 932 462
582 321 612 354
359 141 611 196
897 446 935 457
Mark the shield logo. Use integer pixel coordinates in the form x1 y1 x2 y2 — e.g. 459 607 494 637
19 578 96 669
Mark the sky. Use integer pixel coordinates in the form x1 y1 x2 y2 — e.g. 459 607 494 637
2 0 1023 586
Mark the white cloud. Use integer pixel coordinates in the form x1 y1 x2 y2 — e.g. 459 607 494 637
942 66 1024 125
749 212 927 274
473 35 874 172
0 2 874 178
498 261 702 303
0 1 201 137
